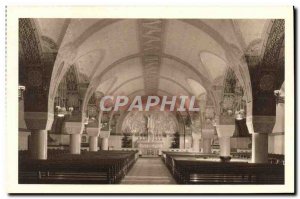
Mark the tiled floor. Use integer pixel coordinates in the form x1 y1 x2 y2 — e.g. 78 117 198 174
121 157 176 184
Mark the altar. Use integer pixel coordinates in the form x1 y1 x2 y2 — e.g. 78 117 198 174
137 140 163 157
121 111 178 157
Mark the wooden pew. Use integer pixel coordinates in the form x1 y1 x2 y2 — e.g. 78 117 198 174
162 151 284 184
173 159 284 184
19 150 138 184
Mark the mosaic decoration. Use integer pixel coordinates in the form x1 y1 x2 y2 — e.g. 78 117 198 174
19 18 57 113
259 74 275 91
19 19 41 65
122 111 178 139
139 19 164 94
262 19 285 68
247 19 285 116
220 68 246 117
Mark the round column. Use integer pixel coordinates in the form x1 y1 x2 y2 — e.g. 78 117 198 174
252 133 268 163
219 136 230 157
202 138 212 153
102 137 109 150
193 137 200 152
30 130 47 159
132 134 135 148
70 134 81 154
89 136 98 152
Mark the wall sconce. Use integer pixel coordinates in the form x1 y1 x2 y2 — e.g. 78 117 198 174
235 110 244 120
84 117 89 125
274 90 284 104
212 119 217 127
18 85 26 100
56 106 74 117
227 109 233 116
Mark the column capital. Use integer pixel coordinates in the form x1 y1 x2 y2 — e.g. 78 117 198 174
215 115 235 125
63 122 84 134
274 90 285 104
86 127 100 137
215 124 235 137
99 130 110 138
201 129 215 139
24 112 54 130
192 132 201 139
246 115 275 134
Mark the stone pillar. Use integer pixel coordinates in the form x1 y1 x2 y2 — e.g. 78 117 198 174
202 138 212 153
19 131 30 150
165 134 171 149
202 129 214 154
24 112 54 160
215 116 235 162
102 137 109 150
86 127 100 152
247 116 275 163
100 130 110 150
89 136 98 152
192 136 200 152
269 89 285 154
63 122 84 154
132 134 135 148
70 134 81 154
30 130 48 159
218 136 231 157
252 133 268 163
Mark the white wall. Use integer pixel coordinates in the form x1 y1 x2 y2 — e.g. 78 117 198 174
268 133 284 154
108 135 122 150
19 131 30 150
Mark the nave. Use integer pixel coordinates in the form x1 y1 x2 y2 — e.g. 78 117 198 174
121 158 176 184
18 18 286 185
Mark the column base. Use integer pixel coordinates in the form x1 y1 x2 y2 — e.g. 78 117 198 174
220 156 231 162
30 130 47 160
69 134 81 154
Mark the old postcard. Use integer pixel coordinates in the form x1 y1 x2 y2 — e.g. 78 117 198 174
6 6 294 194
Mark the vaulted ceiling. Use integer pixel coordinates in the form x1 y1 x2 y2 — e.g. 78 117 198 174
34 19 273 107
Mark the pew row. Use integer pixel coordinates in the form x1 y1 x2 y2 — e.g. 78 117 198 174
162 152 284 184
19 150 139 184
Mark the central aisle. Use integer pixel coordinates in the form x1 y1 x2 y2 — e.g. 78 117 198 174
121 158 176 184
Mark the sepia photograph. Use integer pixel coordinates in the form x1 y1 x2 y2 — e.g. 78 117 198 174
5 6 294 194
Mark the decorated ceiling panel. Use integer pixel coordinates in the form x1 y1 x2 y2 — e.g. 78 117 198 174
200 52 228 81
201 19 242 48
158 78 189 96
113 78 145 96
36 19 68 45
160 58 205 90
164 20 227 79
235 19 270 48
99 58 144 94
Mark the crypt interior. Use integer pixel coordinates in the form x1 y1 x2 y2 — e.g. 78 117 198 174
18 18 285 184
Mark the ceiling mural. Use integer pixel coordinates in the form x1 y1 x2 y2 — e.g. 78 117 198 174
139 19 165 95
